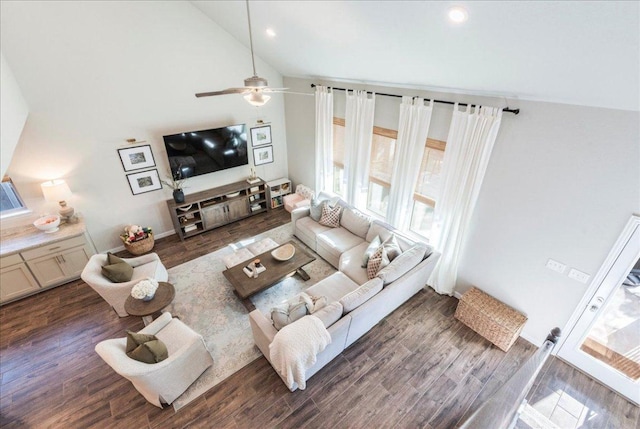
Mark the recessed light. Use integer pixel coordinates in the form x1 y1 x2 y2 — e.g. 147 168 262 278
266 28 276 38
448 6 468 24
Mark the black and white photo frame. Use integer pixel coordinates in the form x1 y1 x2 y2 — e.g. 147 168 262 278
250 125 272 147
118 145 156 172
253 145 274 166
126 169 162 195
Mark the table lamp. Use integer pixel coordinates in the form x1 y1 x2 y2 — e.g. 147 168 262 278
41 179 78 223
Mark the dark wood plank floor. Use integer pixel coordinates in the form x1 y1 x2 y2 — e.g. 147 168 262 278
1 208 637 428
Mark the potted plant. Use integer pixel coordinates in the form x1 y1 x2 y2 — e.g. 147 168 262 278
161 168 188 203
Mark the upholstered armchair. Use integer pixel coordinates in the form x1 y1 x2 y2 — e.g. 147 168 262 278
284 184 315 213
81 253 168 317
95 312 213 408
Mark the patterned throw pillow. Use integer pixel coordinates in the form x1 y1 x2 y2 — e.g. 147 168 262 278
366 246 390 279
362 235 382 268
319 203 342 228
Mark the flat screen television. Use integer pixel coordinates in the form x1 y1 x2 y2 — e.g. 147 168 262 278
163 124 248 179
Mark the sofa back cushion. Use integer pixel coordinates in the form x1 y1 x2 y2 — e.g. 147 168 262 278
339 277 384 314
377 243 429 286
312 301 343 328
340 207 371 239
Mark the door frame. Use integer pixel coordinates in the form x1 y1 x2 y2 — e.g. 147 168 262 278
557 214 640 405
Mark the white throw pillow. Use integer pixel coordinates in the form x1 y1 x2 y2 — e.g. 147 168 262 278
271 301 308 330
362 235 382 268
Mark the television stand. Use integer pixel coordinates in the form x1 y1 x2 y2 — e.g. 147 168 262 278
166 179 268 241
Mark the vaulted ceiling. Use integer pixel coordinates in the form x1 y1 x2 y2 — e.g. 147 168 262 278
192 1 639 111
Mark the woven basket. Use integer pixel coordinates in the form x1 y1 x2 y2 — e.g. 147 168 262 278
124 233 154 256
455 287 527 352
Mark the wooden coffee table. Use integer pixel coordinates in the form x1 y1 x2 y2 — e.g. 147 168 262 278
223 241 315 311
124 282 175 325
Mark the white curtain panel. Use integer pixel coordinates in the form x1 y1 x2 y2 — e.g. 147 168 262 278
344 90 375 206
429 104 503 295
386 97 434 230
314 86 334 193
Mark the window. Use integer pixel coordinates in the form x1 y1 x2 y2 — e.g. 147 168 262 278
410 139 446 239
0 176 28 217
332 117 447 238
333 118 397 217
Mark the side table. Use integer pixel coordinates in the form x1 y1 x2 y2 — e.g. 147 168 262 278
125 282 175 325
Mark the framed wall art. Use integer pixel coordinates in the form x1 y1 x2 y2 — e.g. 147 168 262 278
253 145 274 166
126 169 162 195
250 125 272 147
118 145 156 172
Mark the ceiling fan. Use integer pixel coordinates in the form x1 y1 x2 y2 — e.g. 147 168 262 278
195 0 287 106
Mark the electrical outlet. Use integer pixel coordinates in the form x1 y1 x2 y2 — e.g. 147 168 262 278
546 259 566 274
568 268 590 284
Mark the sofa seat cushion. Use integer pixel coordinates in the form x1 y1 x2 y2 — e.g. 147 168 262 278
317 228 365 263
339 242 371 285
296 217 332 244
306 272 360 304
377 243 429 286
339 277 384 314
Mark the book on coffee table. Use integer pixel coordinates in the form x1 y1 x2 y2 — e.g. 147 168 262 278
243 263 266 278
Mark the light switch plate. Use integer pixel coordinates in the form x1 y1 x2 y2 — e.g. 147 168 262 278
568 268 590 284
546 259 566 274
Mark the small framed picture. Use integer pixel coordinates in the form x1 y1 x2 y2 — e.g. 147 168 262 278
118 145 156 172
250 125 272 147
126 169 162 195
253 145 274 166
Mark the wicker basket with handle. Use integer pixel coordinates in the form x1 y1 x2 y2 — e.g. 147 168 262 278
124 233 154 255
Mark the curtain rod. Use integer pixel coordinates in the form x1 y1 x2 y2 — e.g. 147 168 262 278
310 84 520 115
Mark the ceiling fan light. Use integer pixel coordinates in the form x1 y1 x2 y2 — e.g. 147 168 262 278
244 92 271 107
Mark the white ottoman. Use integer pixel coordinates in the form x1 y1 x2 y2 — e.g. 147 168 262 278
247 238 279 255
222 248 255 269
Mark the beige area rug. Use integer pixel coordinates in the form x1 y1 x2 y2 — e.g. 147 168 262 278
164 223 336 411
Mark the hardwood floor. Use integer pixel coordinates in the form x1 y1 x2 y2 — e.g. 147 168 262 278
1 209 637 428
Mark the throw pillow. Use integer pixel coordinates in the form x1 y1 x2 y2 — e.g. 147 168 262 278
361 235 382 268
299 292 328 314
309 198 324 222
127 339 169 364
102 260 134 283
271 301 308 330
366 246 390 280
319 203 342 228
125 330 157 353
107 252 126 265
381 234 402 261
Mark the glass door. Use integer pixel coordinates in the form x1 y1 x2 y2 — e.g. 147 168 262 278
557 215 640 405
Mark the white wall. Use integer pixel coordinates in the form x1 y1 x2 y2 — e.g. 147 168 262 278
0 1 288 251
0 52 29 178
283 76 640 345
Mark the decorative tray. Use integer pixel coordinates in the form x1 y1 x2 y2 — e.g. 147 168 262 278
271 243 296 261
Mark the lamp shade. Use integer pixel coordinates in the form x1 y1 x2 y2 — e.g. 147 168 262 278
244 91 271 107
41 179 72 203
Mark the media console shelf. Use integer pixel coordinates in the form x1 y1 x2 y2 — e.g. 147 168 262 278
167 178 267 241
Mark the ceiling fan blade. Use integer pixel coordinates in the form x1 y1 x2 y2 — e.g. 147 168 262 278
195 88 249 98
262 88 289 93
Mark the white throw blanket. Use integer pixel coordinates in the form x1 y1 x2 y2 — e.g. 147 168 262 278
269 315 331 390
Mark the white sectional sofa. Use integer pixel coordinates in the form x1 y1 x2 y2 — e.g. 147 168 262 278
249 193 441 390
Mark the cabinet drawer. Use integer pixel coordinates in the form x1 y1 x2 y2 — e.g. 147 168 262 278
0 253 23 269
21 235 87 260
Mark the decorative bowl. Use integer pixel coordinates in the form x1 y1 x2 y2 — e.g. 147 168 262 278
271 243 296 261
33 215 61 233
226 191 241 198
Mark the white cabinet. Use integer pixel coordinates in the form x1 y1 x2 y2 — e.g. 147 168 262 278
0 232 95 304
266 178 291 209
0 254 40 302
